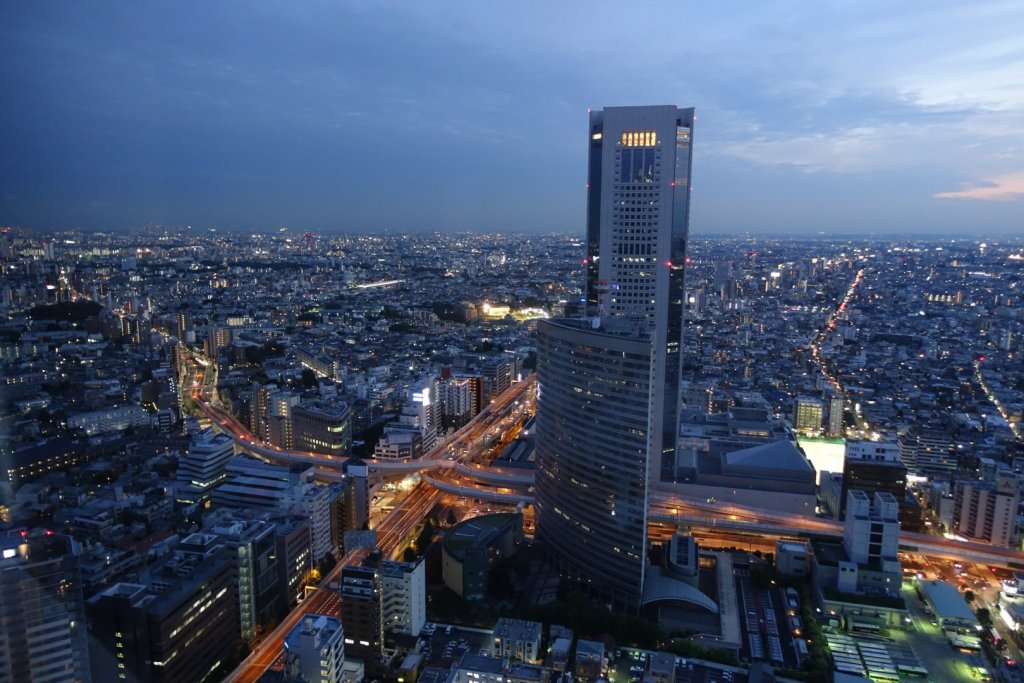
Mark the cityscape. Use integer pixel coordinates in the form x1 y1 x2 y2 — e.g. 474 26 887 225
3 4 1024 683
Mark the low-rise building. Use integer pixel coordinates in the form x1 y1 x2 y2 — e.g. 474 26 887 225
574 640 605 682
442 513 521 601
492 617 542 664
775 540 809 579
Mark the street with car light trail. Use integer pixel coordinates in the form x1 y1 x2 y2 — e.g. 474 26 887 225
185 339 1024 682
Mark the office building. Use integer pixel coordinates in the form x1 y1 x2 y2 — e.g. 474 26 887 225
792 396 823 432
87 534 239 683
212 456 313 511
284 614 346 683
329 465 370 555
581 104 694 483
408 377 439 452
954 473 1020 547
250 383 280 442
268 391 300 449
826 392 844 436
292 400 352 456
451 654 506 683
838 440 907 521
338 552 425 670
899 426 957 479
176 428 235 504
442 513 522 601
844 491 900 571
534 316 656 610
535 104 695 612
481 359 512 405
812 490 902 599
176 311 191 343
298 480 338 564
207 326 233 360
0 530 92 683
210 520 281 642
373 429 423 460
270 515 313 610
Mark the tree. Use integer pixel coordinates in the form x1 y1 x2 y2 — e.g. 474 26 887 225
965 590 976 603
977 607 992 627
300 368 318 389
317 553 338 575
402 547 417 562
446 508 458 526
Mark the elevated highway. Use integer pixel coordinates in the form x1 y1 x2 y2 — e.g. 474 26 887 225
196 375 535 475
420 472 1024 570
192 358 1024 593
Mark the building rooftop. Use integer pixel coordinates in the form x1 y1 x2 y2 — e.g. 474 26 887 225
493 617 542 642
457 653 505 674
443 512 519 558
723 439 814 472
919 579 978 623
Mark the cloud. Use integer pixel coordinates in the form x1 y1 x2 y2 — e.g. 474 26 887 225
935 171 1024 201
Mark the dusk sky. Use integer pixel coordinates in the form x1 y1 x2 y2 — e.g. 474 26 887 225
2 2 1023 236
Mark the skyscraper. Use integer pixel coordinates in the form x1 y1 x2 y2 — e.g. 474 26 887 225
0 530 92 683
534 317 657 610
584 104 694 482
87 534 240 683
535 105 694 611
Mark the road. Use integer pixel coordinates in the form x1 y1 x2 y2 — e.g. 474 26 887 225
192 370 535 476
224 479 445 682
186 347 1024 681
213 378 533 682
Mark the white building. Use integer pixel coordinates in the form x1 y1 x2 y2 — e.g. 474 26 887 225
213 456 311 511
212 456 337 563
955 473 1020 548
67 404 151 435
844 490 900 567
373 430 422 460
176 428 234 503
840 490 901 596
845 440 901 462
491 617 543 664
408 376 439 452
380 558 426 636
285 614 345 683
301 483 336 564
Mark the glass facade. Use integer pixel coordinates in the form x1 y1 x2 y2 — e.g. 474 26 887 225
536 106 694 611
535 318 654 610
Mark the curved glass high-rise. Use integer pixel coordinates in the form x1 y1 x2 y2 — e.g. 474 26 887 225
535 105 694 611
535 317 655 610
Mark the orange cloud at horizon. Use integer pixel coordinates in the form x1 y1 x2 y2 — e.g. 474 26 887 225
935 171 1024 201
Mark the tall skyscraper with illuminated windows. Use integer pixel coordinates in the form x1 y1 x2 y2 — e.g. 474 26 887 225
535 105 694 611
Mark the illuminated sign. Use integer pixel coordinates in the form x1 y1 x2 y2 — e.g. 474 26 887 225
620 130 658 147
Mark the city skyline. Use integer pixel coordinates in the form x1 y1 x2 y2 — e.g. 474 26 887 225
3 221 1024 679
3 2 1023 236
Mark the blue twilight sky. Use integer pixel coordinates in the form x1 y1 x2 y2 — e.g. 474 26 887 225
2 1 1023 236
